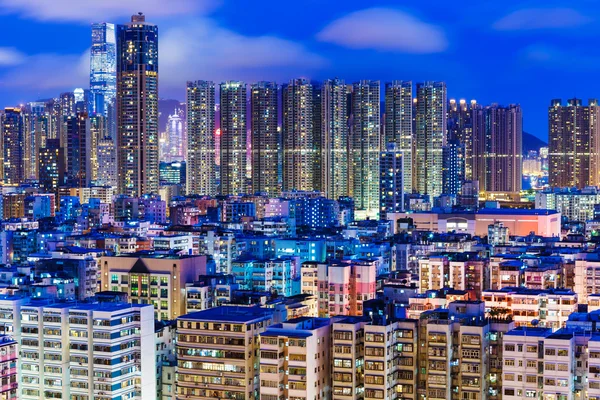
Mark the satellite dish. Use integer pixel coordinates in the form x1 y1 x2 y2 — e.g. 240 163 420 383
531 319 539 327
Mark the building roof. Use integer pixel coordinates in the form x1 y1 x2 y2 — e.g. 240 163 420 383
179 306 273 323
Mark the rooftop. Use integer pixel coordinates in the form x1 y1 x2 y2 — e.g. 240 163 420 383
179 306 273 323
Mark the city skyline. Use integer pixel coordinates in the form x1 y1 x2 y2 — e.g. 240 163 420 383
0 1 598 140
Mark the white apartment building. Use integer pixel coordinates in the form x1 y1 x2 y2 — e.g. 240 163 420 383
0 297 155 400
259 317 331 400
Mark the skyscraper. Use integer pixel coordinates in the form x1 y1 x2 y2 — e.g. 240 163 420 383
220 81 247 195
251 81 279 196
415 81 447 198
473 104 523 193
39 139 65 194
442 139 465 195
65 113 90 187
165 110 184 162
282 79 315 192
97 137 117 187
380 143 404 214
448 99 476 181
1 107 24 185
384 81 413 194
548 99 600 188
321 78 349 199
88 114 105 185
352 80 381 219
116 13 159 196
90 23 117 117
186 80 216 196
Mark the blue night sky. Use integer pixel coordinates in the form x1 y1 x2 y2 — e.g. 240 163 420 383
0 0 597 141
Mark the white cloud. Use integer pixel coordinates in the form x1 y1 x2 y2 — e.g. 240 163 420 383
494 8 591 31
0 51 88 91
316 8 447 54
0 48 25 66
159 19 326 93
0 0 216 22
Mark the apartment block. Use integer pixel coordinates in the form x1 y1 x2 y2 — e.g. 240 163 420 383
0 336 17 399
175 306 273 400
317 260 377 317
483 288 577 330
259 317 331 400
99 254 210 320
0 298 156 400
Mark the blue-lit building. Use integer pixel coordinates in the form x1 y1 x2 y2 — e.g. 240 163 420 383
231 257 297 297
274 238 326 263
90 23 116 119
380 143 404 214
159 161 186 185
58 196 81 223
442 139 465 196
2 107 24 185
24 195 54 220
294 197 339 229
223 201 256 223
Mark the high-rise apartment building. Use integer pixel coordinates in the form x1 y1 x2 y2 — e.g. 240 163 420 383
548 98 600 188
38 139 65 195
473 104 523 193
414 82 447 198
175 306 273 400
448 99 476 181
90 23 117 118
220 81 247 195
442 139 465 195
186 80 216 195
352 80 381 219
259 317 331 400
65 113 90 187
0 297 156 400
380 143 404 214
385 81 413 194
96 137 117 187
321 79 349 199
251 81 279 196
282 79 316 192
116 13 159 196
1 107 24 185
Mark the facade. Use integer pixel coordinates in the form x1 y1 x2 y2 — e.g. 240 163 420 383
259 317 331 400
473 104 523 193
0 298 156 400
442 139 465 195
175 306 273 400
384 80 413 195
414 82 447 198
352 80 381 219
116 13 159 196
251 81 279 196
548 98 600 188
220 81 247 195
317 259 377 317
90 22 117 118
448 99 476 181
65 112 90 187
186 80 216 195
0 336 17 399
38 139 65 194
282 79 316 192
1 108 24 185
99 254 211 320
321 78 349 200
380 143 404 214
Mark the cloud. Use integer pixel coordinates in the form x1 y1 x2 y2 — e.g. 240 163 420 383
0 48 25 66
493 8 591 31
159 19 326 94
0 0 216 22
521 44 600 70
316 8 447 54
0 51 88 92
